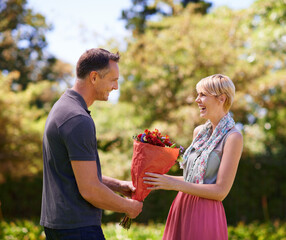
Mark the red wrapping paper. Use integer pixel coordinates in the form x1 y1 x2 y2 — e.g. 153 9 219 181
131 140 180 201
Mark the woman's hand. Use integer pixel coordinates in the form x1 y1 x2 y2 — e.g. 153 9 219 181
143 172 179 191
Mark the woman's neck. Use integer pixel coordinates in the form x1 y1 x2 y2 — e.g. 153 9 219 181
209 112 228 130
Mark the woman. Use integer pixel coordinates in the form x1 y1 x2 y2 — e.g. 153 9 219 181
144 74 243 240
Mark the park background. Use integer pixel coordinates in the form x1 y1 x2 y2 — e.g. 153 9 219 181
0 0 286 239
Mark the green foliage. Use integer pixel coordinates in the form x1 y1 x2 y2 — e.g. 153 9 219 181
90 101 144 179
0 72 60 178
245 0 286 64
119 0 286 146
120 5 243 142
242 70 286 159
0 0 73 176
1 220 286 240
228 221 286 240
103 223 165 240
121 0 211 35
0 174 43 219
225 158 286 223
0 220 45 240
0 0 73 90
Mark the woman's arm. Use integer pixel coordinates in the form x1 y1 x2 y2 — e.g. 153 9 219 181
144 131 243 201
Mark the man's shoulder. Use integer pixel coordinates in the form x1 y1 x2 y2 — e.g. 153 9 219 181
50 96 90 125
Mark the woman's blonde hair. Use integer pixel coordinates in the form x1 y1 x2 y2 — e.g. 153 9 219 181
196 74 235 112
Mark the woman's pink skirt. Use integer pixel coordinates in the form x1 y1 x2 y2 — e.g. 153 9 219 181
162 192 228 240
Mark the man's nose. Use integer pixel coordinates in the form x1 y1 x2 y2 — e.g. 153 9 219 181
113 81 118 90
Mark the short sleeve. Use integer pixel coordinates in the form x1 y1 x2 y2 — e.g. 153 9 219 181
59 115 97 161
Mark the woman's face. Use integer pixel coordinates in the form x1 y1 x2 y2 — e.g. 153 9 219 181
195 91 223 119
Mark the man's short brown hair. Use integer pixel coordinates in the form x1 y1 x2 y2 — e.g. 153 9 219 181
76 48 120 79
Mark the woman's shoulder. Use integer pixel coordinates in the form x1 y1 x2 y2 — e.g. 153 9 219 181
227 127 243 138
225 127 243 146
193 125 204 139
194 124 204 133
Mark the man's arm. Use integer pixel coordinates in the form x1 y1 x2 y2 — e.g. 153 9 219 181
102 176 135 198
71 161 142 218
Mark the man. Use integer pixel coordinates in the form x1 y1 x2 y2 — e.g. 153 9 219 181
40 48 143 240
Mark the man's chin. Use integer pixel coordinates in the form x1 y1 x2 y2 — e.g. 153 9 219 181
95 97 108 102
94 93 109 101
99 94 109 101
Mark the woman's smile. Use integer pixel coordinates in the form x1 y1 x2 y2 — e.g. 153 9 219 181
198 105 206 113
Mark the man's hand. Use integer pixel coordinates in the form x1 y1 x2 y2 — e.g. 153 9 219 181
72 162 142 216
126 199 143 219
118 180 135 198
102 176 136 198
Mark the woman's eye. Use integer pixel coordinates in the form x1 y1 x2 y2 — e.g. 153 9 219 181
196 92 206 98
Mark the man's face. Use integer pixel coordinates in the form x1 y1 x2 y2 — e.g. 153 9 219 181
93 60 119 101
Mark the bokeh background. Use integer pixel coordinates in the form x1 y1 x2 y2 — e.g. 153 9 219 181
0 0 286 239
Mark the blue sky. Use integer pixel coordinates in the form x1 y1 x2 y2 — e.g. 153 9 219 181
28 0 256 65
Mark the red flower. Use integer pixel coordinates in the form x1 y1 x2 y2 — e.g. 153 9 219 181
135 129 176 148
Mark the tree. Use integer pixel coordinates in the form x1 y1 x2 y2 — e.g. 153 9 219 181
121 0 211 35
0 0 72 90
0 0 73 177
119 5 242 146
236 0 286 159
0 72 60 179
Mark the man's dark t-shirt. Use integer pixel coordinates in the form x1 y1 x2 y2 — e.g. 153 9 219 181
40 89 102 229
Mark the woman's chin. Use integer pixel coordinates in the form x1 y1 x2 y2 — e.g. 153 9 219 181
199 112 207 118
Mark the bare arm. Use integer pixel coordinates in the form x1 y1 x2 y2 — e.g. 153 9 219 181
168 175 184 181
102 176 135 198
144 131 243 201
71 161 142 218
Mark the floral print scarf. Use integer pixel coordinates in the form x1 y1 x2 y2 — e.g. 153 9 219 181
181 113 235 184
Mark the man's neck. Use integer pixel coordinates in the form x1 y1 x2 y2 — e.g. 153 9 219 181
71 80 94 108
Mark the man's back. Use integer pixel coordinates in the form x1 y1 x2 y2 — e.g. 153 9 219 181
40 89 102 229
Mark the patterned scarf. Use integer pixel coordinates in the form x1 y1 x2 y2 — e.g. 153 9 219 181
182 112 235 184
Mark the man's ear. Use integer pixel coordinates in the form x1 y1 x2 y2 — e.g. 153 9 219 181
89 71 98 84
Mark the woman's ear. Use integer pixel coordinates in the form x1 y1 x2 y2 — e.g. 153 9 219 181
218 94 226 104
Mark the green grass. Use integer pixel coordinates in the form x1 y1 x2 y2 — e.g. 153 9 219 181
227 221 286 240
103 223 165 240
1 220 286 240
0 219 45 240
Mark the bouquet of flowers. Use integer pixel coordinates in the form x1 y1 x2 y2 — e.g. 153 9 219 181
120 129 184 229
